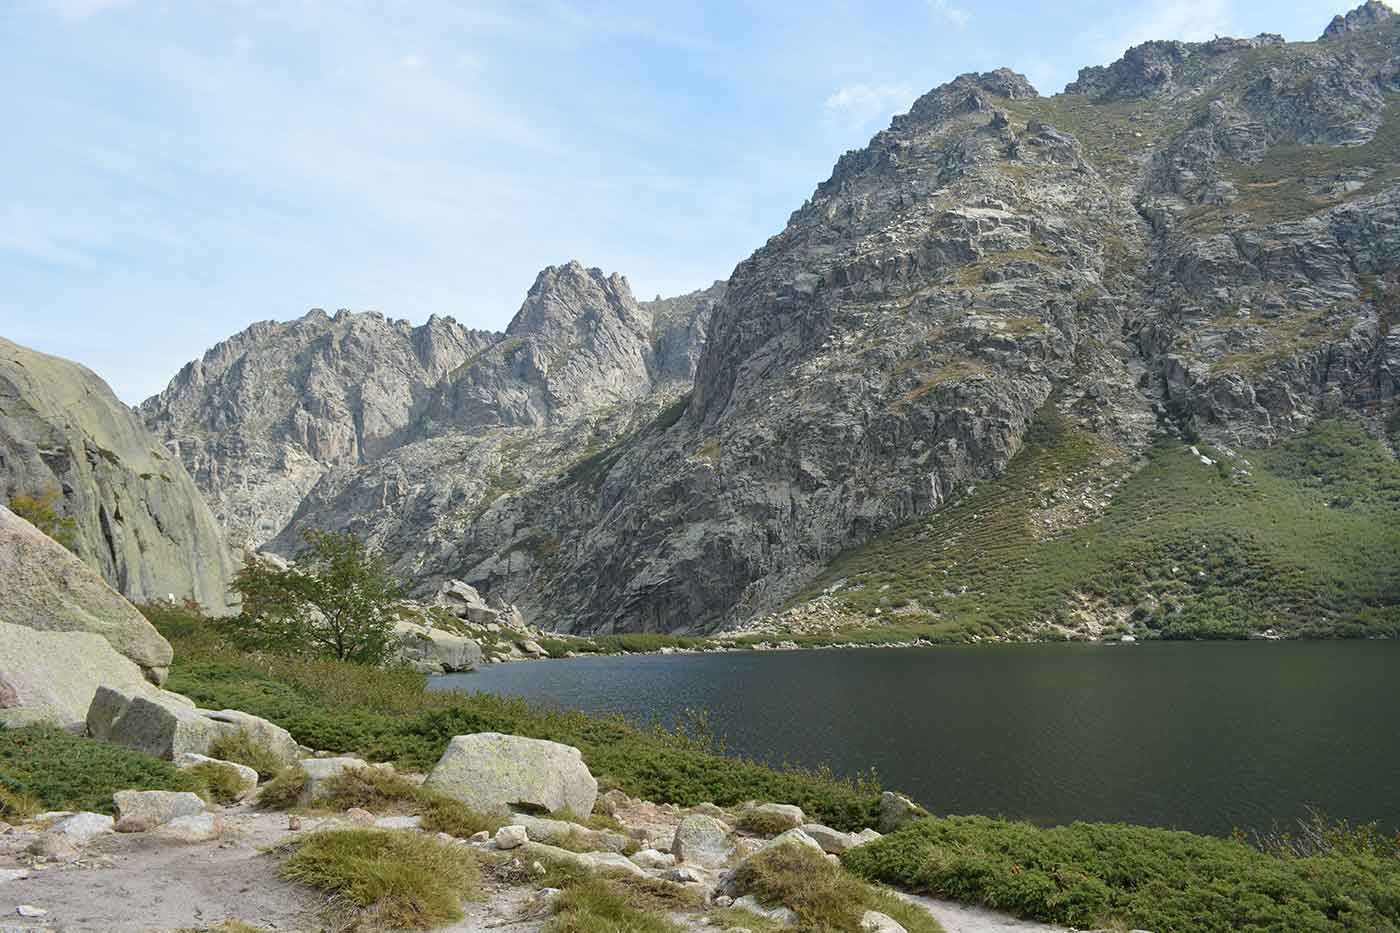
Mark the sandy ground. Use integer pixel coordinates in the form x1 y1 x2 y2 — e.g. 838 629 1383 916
1 806 1070 933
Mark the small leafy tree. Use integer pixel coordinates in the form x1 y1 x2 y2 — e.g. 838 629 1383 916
9 486 77 552
230 530 403 664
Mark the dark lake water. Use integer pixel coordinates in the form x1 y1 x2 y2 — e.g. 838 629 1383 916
430 641 1400 837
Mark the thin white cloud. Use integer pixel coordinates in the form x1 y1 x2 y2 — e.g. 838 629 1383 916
399 53 427 70
927 0 971 28
1096 0 1235 62
825 83 917 124
44 0 130 19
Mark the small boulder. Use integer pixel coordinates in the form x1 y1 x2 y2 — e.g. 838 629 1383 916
629 848 676 869
577 851 648 877
878 791 927 833
153 813 223 842
345 808 376 826
495 825 528 850
112 790 206 832
732 895 796 924
374 815 422 830
88 685 297 762
758 827 824 857
26 834 79 861
799 823 858 854
749 802 804 826
423 733 597 816
672 813 732 867
47 811 115 844
862 910 908 933
511 814 628 853
597 788 632 816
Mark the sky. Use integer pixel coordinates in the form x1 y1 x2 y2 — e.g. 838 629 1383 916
1 0 1355 403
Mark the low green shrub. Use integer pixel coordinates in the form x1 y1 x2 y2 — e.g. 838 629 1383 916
208 728 290 781
256 765 307 810
0 784 42 821
280 828 479 929
732 841 942 933
841 815 1400 932
0 725 203 814
736 809 799 836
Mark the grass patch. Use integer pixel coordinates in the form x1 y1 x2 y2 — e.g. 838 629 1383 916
546 875 685 933
0 784 43 821
316 765 506 836
208 728 288 781
793 412 1400 641
842 815 1400 932
280 828 480 929
256 764 307 810
734 841 942 933
736 809 800 836
184 761 248 805
0 725 205 815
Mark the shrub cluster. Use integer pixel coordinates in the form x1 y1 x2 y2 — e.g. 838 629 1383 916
841 814 1400 932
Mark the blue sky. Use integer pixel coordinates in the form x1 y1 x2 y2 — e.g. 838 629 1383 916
2 0 1354 402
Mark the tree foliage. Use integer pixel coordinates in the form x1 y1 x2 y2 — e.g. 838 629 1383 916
9 486 77 552
230 529 403 664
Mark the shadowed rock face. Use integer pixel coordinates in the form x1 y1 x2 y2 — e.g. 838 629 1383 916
147 5 1400 635
0 339 237 613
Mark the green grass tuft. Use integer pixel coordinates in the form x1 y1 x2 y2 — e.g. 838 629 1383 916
280 828 480 929
184 761 248 805
208 729 289 781
736 809 800 836
733 841 943 933
256 764 307 810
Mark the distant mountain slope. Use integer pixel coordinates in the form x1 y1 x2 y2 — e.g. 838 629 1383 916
0 337 238 612
145 4 1400 639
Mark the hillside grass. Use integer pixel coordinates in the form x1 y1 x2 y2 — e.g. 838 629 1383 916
791 413 1400 641
843 815 1400 932
0 724 207 814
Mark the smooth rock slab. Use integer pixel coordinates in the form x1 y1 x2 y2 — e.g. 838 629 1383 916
758 827 824 857
50 811 115 844
800 822 859 854
630 848 676 869
153 813 223 842
423 733 597 816
672 814 732 867
511 813 628 853
112 790 206 832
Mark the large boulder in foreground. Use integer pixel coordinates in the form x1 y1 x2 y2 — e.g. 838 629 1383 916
0 505 173 683
87 684 298 761
422 732 597 816
0 622 164 729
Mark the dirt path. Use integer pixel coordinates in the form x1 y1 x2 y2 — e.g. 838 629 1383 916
898 891 1079 933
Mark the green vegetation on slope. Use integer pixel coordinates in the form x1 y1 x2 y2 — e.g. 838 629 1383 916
843 815 1400 932
149 607 883 832
0 725 206 814
796 413 1400 641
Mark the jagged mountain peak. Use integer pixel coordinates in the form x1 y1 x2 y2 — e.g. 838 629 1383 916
1322 1 1395 39
505 261 643 340
903 69 1039 126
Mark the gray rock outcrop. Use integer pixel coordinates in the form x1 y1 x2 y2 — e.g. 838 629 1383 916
422 732 598 816
112 790 206 832
87 685 298 762
0 338 237 612
0 505 173 681
0 622 166 729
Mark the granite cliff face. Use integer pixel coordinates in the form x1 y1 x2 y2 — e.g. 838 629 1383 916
145 5 1400 636
140 310 497 550
0 338 238 612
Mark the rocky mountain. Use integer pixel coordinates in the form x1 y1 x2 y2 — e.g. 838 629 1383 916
0 337 238 612
145 5 1400 639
